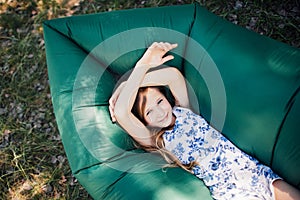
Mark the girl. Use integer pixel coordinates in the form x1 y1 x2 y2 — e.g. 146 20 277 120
109 42 300 200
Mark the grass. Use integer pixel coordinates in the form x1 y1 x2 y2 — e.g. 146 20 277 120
0 0 299 199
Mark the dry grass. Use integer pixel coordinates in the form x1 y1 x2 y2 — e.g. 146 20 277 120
0 0 299 199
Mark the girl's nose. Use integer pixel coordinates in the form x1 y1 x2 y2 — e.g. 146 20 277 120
156 106 164 117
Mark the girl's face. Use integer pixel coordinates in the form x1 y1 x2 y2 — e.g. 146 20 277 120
140 88 174 128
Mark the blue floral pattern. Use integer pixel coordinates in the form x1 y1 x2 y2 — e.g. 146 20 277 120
163 107 280 200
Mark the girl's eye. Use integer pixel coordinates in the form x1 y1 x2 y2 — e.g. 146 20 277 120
158 99 163 104
146 110 151 116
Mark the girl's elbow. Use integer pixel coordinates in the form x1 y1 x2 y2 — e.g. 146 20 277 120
169 67 183 80
114 106 129 123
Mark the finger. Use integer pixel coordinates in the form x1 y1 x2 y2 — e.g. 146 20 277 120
166 43 177 50
156 42 165 50
109 105 116 122
111 115 116 123
162 42 177 52
154 43 171 56
161 55 175 64
163 43 171 52
148 42 159 49
109 91 118 105
109 95 114 104
109 104 113 116
109 101 115 116
170 43 178 49
109 100 115 111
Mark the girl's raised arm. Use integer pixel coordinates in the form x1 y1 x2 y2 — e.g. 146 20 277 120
142 67 190 109
112 42 177 147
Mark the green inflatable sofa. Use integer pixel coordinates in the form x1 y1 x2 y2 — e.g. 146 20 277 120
43 2 300 199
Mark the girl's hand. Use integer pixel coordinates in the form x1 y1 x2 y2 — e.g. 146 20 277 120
136 42 178 68
109 81 126 122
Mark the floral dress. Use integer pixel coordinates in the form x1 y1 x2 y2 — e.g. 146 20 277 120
163 107 280 200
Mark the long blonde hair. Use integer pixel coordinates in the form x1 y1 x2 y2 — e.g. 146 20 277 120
131 86 197 173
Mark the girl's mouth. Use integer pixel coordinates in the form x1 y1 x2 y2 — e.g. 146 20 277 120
159 113 168 123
